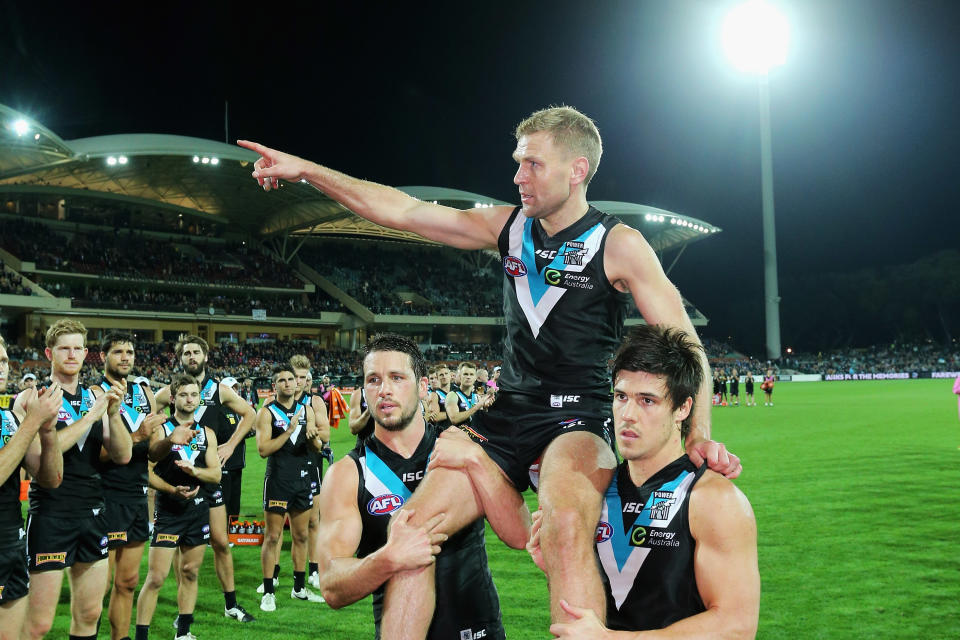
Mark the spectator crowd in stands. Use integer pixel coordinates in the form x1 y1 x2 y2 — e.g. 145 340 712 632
0 263 34 296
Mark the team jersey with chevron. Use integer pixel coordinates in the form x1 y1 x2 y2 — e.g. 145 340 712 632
154 417 212 513
597 456 706 631
0 409 24 533
347 425 496 639
28 385 105 516
497 206 630 398
263 398 310 480
450 385 478 426
297 392 323 473
98 378 151 502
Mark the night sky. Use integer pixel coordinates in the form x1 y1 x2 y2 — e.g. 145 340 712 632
3 1 958 354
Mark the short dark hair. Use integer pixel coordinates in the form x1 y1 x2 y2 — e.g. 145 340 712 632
612 325 703 436
101 332 135 354
272 364 295 381
362 333 427 380
169 373 199 398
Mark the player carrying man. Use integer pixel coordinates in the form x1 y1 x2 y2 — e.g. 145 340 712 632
240 105 740 635
317 334 509 639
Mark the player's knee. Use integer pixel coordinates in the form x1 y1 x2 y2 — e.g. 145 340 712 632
541 505 592 553
24 614 53 639
179 561 200 583
74 597 103 626
142 570 166 591
115 568 140 594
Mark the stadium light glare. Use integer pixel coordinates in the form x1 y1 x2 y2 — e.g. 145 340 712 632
201 157 210 164
106 156 117 166
118 156 128 165
659 216 665 222
12 119 29 136
210 157 219 165
722 1 789 74
193 156 200 163
34 133 40 141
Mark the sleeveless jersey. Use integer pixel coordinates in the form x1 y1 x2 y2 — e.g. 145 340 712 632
0 409 24 536
497 206 629 398
219 406 245 471
347 426 493 636
433 388 450 429
354 388 374 445
597 456 706 631
298 393 323 473
99 379 151 502
451 385 477 426
263 398 311 481
193 375 224 433
154 418 211 514
29 385 104 516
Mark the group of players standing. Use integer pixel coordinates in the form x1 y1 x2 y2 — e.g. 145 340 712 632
712 369 776 407
0 321 338 640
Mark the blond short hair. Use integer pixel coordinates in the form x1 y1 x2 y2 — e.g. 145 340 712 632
515 105 602 186
290 354 311 371
45 319 87 348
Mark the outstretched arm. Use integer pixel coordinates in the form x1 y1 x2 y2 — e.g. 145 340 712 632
317 459 446 608
348 390 370 436
216 383 257 464
237 140 511 250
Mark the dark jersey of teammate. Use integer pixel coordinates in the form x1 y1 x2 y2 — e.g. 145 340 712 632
497 206 629 398
348 425 504 640
219 406 245 471
98 379 151 502
192 375 229 503
263 399 311 480
450 385 478 427
154 417 212 514
28 385 105 516
354 388 373 446
0 409 24 536
597 456 707 631
297 392 323 482
432 388 450 430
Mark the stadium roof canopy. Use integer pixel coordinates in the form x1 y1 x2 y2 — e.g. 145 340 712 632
0 104 719 252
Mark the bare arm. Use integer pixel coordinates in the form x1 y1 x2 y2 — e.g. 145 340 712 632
444 391 490 426
237 140 511 250
317 459 446 608
175 427 221 485
255 406 299 457
154 385 170 412
9 386 63 488
53 390 113 453
426 427 531 549
311 396 331 444
348 390 370 436
304 405 323 453
605 226 741 477
217 384 257 463
100 383 133 464
148 421 198 462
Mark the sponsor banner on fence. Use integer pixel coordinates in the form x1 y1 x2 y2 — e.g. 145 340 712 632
822 371 958 381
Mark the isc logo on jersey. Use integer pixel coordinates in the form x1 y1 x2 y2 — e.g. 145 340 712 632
502 256 527 277
595 521 613 543
460 629 487 640
367 494 404 515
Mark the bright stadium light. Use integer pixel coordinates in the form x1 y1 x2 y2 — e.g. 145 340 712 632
722 1 789 74
12 119 30 136
210 157 219 165
118 156 128 165
193 156 200 163
723 0 789 360
106 156 117 166
34 133 40 141
201 157 210 164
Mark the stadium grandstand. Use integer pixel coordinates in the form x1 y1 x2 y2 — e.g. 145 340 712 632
0 102 721 364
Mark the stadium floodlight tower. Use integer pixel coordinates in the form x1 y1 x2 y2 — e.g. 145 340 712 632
723 0 789 361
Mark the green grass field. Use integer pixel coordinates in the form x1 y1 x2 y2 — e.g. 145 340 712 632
44 379 960 638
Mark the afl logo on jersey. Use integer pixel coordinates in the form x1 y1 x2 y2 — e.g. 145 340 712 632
367 494 404 516
595 521 613 543
502 256 527 278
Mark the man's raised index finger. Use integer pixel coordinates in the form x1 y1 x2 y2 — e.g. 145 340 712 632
236 139 269 155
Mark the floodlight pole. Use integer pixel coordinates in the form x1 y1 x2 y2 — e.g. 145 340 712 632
758 74 781 360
